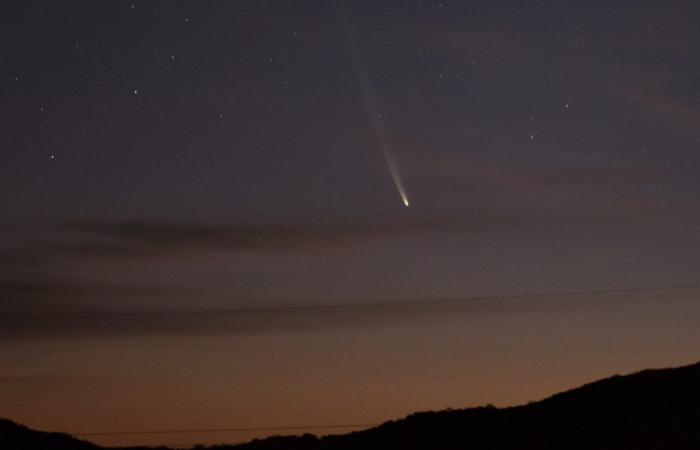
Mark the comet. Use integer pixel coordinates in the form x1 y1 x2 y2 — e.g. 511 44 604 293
382 142 410 207
342 10 410 208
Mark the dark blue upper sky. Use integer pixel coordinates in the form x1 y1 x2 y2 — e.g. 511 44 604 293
2 0 699 221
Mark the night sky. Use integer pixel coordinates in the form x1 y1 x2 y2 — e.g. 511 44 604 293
2 0 700 447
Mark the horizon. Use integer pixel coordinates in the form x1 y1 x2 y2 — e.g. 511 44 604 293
2 1 700 448
5 358 700 448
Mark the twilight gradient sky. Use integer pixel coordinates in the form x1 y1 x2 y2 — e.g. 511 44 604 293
2 0 700 447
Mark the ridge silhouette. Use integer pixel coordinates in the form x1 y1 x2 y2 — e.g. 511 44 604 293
3 360 700 450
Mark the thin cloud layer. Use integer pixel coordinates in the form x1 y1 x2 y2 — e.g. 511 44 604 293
0 216 453 341
2 206 700 342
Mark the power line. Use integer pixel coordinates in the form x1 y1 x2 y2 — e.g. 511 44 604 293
54 282 700 440
75 423 378 436
21 282 700 319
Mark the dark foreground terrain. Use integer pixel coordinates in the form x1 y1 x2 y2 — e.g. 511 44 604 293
3 360 700 450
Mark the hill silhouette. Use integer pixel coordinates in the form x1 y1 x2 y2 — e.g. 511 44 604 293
0 418 99 450
3 360 700 450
